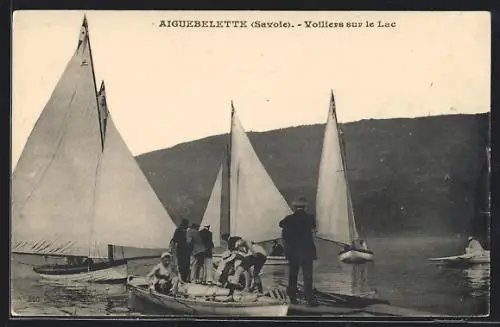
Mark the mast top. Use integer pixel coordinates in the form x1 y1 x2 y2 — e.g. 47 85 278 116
329 90 337 116
230 100 236 117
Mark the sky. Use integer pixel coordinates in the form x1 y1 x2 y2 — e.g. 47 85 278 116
12 11 490 168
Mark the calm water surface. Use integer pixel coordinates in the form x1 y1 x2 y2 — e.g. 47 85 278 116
10 236 489 317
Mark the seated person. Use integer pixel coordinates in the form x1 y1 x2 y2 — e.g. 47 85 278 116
465 236 485 254
146 252 180 295
359 239 368 251
269 240 285 256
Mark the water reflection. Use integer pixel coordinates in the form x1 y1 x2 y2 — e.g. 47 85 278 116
39 280 128 315
315 263 374 296
464 264 490 297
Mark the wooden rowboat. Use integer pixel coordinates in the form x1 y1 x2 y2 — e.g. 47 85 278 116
126 276 288 316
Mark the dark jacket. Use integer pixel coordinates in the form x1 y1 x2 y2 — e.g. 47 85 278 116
199 229 214 258
171 226 190 257
279 210 317 261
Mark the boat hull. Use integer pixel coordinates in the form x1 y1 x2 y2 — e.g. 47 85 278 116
213 254 288 265
339 249 374 263
428 251 490 266
127 276 288 316
33 260 128 283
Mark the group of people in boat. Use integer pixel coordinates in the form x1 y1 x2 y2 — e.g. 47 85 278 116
144 195 321 306
169 220 215 285
145 221 216 296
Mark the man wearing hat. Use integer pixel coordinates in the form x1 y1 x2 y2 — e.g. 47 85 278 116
279 195 318 306
199 224 215 284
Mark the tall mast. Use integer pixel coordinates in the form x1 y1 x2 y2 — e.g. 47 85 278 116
227 101 235 235
83 15 106 151
330 91 357 242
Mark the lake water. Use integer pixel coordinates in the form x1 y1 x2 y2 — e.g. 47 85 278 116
10 236 489 317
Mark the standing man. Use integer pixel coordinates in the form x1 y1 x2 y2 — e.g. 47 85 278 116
279 196 318 306
187 223 207 283
170 218 191 282
199 224 215 284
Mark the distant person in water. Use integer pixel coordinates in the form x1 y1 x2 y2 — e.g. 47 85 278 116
170 219 191 282
187 223 207 283
465 236 484 254
279 195 318 307
270 240 285 256
146 252 180 295
199 225 215 284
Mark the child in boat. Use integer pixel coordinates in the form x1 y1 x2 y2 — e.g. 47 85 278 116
147 252 180 295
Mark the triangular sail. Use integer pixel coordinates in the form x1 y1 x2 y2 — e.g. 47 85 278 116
200 164 223 248
90 92 177 256
229 105 292 243
11 17 105 257
316 93 359 245
12 17 104 257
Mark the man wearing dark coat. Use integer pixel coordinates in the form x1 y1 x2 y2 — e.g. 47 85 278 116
199 225 215 284
170 218 191 282
279 196 318 306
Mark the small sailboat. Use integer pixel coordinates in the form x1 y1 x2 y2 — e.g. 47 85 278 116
315 92 374 263
11 16 177 283
202 104 291 265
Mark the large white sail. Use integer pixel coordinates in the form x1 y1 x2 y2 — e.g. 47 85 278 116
12 17 105 257
229 106 292 243
87 82 177 256
200 164 223 248
315 93 359 246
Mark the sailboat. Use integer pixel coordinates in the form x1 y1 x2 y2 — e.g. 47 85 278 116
11 16 177 283
200 104 292 265
315 92 374 263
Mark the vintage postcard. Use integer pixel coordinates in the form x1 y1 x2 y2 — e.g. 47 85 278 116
10 11 490 318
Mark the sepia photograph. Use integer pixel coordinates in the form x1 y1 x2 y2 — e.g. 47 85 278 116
10 10 490 317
